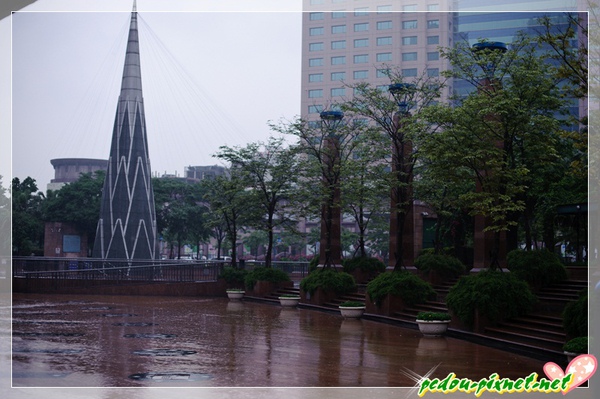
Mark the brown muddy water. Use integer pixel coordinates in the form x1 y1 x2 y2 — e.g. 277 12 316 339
11 293 547 389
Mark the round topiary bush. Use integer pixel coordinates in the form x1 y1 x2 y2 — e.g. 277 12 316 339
414 253 466 280
563 336 588 354
300 268 356 296
507 249 567 288
563 292 588 339
342 257 386 274
445 270 536 329
366 271 436 307
219 267 248 287
244 267 290 290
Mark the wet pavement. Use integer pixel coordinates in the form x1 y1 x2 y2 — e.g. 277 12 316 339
10 293 551 390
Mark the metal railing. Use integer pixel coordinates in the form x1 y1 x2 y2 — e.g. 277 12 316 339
12 257 309 287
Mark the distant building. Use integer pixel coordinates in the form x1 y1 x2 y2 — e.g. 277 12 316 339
184 165 226 182
47 158 107 192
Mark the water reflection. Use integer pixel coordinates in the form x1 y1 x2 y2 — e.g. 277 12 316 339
12 293 547 388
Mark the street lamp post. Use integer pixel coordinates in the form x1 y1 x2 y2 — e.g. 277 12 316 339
318 110 344 269
387 83 416 270
471 41 508 270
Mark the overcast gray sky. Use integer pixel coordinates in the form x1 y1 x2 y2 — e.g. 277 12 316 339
8 0 303 191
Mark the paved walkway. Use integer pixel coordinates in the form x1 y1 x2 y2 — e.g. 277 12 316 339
11 293 550 389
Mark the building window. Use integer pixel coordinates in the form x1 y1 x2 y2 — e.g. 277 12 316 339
428 19 440 29
402 52 418 61
309 27 324 36
427 51 439 61
309 42 324 51
402 20 417 29
354 54 369 63
310 0 324 4
331 40 346 50
309 73 323 82
377 20 392 30
354 22 369 32
427 35 439 45
354 38 369 48
402 36 418 45
376 68 390 78
331 56 346 65
331 87 346 97
331 11 346 19
403 4 417 11
402 68 418 77
331 72 346 81
377 5 392 13
354 7 368 16
309 58 324 67
376 52 392 62
309 105 323 114
428 4 439 11
63 235 81 253
354 70 368 79
309 12 324 21
332 25 346 34
427 68 439 77
377 36 392 46
308 89 323 98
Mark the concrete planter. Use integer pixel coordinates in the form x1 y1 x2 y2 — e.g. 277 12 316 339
226 290 245 300
416 320 450 337
278 296 301 307
339 306 366 319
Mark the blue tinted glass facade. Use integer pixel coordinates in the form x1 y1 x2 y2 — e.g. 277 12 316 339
454 11 585 128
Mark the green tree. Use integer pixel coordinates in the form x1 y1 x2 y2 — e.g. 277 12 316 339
244 230 268 259
216 137 300 267
422 37 570 268
342 69 443 269
341 128 390 258
42 171 105 255
153 178 209 259
12 177 45 255
202 172 259 267
0 176 11 256
273 117 363 268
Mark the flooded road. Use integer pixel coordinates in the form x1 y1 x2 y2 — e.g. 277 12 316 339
12 293 547 389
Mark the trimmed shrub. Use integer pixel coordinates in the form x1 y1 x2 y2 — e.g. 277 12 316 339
300 268 356 296
244 267 290 290
342 257 386 274
414 253 466 280
366 271 436 307
507 249 567 288
340 301 365 307
416 311 451 321
219 267 248 286
563 292 588 338
445 270 536 328
563 336 588 354
308 256 319 273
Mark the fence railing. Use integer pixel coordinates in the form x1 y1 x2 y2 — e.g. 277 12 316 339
12 257 309 287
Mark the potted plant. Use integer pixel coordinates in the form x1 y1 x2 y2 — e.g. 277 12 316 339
416 311 451 337
563 337 588 362
339 301 366 319
225 289 245 300
278 294 301 307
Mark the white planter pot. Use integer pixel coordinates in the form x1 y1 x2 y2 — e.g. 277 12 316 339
226 290 245 300
279 297 301 307
339 306 366 319
416 320 450 337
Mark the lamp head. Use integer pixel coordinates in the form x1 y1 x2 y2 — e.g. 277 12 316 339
319 110 344 130
388 83 415 114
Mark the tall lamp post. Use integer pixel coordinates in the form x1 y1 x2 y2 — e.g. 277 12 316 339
387 83 416 270
471 41 508 270
318 110 344 268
